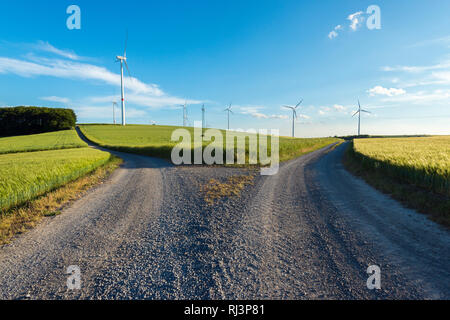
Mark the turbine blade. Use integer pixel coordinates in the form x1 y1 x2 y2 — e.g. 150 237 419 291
124 60 132 77
358 99 361 110
352 111 359 117
124 30 128 57
361 110 371 114
296 99 303 108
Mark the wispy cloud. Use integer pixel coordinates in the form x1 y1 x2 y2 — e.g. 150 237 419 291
347 11 365 31
40 96 71 104
34 41 84 61
328 10 366 39
86 94 200 108
0 42 202 109
408 36 450 48
380 89 450 104
328 25 342 39
76 105 148 120
382 61 450 73
368 86 406 97
237 106 289 120
318 104 350 116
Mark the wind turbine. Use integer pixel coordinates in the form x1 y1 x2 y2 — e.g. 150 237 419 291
116 33 131 126
179 102 188 127
283 99 303 138
201 104 206 136
112 101 117 125
224 103 233 130
352 99 371 136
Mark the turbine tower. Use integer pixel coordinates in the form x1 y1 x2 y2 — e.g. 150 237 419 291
180 102 188 127
224 103 233 130
352 99 371 136
201 104 206 136
283 99 303 138
116 33 131 126
112 101 117 125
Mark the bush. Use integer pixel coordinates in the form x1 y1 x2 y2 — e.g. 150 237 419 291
0 106 77 137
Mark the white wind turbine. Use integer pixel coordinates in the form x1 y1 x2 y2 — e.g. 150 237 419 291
179 102 188 127
283 99 303 138
201 104 206 137
112 101 117 125
116 33 131 126
352 99 371 136
224 103 233 130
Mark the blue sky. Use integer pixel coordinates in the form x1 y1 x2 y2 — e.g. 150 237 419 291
0 0 449 137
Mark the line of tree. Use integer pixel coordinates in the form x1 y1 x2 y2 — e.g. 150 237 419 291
0 106 77 137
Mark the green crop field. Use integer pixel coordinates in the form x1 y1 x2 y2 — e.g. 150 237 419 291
0 130 87 154
79 124 341 163
0 148 112 212
352 136 450 197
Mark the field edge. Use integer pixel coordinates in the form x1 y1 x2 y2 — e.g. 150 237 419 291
78 125 342 164
0 155 123 245
343 142 450 228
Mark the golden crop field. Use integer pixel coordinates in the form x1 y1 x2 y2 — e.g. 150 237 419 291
352 136 450 196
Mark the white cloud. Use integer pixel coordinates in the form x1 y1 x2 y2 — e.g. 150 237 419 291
0 42 204 110
40 96 71 104
328 25 343 39
85 94 200 109
76 105 148 120
0 56 163 96
238 106 289 120
347 11 365 31
35 41 84 60
333 104 346 111
380 89 450 104
382 61 450 73
368 86 406 97
409 36 450 48
328 31 338 39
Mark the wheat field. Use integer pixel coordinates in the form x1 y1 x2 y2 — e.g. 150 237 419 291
353 136 450 196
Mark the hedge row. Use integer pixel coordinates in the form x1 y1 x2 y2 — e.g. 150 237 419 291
0 106 76 137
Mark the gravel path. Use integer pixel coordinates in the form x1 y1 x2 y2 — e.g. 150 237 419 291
0 137 448 300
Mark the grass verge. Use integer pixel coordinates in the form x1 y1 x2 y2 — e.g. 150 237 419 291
0 155 122 245
343 142 450 228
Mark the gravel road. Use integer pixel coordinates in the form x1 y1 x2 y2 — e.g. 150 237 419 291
0 137 448 300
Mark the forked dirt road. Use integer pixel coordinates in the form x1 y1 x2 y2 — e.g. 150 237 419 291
0 134 448 299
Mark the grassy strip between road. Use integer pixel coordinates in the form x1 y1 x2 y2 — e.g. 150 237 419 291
0 129 87 155
344 137 450 227
79 124 341 163
0 155 122 245
200 175 255 205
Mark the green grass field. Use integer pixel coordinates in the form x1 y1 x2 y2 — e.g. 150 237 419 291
79 124 341 163
0 148 112 212
352 136 450 196
0 130 87 154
